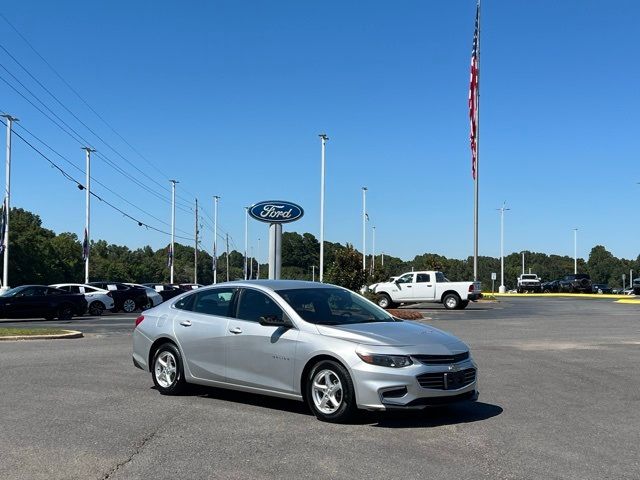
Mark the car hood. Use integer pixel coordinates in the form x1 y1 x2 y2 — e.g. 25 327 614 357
316 320 467 350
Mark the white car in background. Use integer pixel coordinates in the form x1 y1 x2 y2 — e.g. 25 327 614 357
124 283 163 309
50 283 115 316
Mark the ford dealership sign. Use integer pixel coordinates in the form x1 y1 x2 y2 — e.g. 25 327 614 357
249 201 304 224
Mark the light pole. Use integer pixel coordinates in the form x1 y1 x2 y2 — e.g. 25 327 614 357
1 114 17 291
573 228 578 274
82 147 95 284
312 265 316 282
213 195 220 283
362 186 368 271
498 202 510 293
319 134 328 282
372 226 376 274
244 206 249 280
169 180 178 283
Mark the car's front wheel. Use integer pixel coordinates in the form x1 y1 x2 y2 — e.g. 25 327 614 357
376 293 396 309
306 360 357 423
152 343 187 395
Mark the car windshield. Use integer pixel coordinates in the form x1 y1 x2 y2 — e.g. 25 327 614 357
0 286 25 297
522 275 537 279
276 287 395 325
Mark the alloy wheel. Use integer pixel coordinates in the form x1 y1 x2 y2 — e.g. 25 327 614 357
154 351 177 388
123 299 137 313
311 369 343 414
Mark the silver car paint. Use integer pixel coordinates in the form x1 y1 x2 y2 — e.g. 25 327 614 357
132 280 478 410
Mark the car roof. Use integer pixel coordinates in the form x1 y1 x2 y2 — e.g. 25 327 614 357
214 279 338 292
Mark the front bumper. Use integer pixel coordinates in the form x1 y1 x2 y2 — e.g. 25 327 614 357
352 358 478 410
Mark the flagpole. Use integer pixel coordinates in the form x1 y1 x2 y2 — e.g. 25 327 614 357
1 114 17 291
82 147 95 284
473 0 481 282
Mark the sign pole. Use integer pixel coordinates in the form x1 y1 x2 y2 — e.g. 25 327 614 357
268 223 282 279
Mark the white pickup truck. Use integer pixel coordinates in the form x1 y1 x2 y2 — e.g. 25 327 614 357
370 271 482 310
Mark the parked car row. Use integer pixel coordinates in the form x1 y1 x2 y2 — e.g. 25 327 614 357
0 281 204 320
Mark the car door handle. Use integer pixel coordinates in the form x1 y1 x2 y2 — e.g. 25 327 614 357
427 284 432 287
407 285 412 288
179 320 192 327
229 327 242 334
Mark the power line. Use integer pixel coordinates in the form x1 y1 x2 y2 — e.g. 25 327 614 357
0 117 195 242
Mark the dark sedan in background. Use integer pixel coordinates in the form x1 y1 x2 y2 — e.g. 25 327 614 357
541 280 560 293
0 285 87 320
592 283 613 294
88 282 149 313
142 283 183 302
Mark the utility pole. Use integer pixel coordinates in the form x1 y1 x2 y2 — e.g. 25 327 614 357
498 202 510 294
213 195 220 283
522 252 525 275
372 226 376 274
82 147 95 284
1 114 17 291
249 246 254 280
225 233 230 282
362 186 368 271
312 265 316 282
169 180 178 283
381 252 384 267
194 198 198 284
257 237 261 279
573 228 578 274
319 134 328 282
244 206 249 280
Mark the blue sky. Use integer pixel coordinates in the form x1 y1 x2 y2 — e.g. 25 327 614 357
0 0 638 263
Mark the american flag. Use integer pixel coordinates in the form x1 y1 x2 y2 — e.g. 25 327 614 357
469 2 480 180
212 243 217 272
82 227 89 261
167 244 173 268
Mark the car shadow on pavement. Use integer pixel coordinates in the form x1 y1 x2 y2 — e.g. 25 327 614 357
366 402 503 428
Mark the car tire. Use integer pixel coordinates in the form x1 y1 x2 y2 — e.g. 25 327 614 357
44 314 54 321
152 343 187 395
306 360 357 423
122 298 137 313
543 289 550 293
57 304 73 320
443 293 460 310
458 300 470 310
88 300 105 316
376 293 395 309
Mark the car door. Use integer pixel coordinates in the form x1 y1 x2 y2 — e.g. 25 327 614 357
412 273 436 300
393 273 416 301
173 288 236 382
225 288 299 394
12 287 49 317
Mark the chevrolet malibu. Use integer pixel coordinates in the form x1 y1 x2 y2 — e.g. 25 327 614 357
132 280 478 422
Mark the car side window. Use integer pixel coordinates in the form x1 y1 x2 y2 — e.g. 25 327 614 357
396 274 414 284
416 274 430 283
46 288 63 295
174 293 196 311
192 289 236 317
237 289 283 323
68 286 81 294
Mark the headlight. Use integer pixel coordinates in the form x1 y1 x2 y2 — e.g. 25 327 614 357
356 352 413 368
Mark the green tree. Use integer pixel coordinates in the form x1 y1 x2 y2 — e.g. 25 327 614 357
325 244 366 291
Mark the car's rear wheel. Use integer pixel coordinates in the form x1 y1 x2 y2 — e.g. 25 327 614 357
306 360 357 423
443 293 460 310
122 298 137 313
88 300 105 316
152 343 187 395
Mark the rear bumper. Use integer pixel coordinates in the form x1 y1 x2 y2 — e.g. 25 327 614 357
468 293 483 301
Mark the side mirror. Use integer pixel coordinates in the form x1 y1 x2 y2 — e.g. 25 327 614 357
259 315 291 328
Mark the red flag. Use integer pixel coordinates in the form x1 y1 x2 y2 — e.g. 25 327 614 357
469 2 479 180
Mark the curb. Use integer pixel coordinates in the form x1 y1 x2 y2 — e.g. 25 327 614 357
0 330 84 341
493 293 631 300
615 299 640 304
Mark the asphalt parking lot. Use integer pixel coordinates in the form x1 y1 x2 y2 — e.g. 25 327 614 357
1 298 639 480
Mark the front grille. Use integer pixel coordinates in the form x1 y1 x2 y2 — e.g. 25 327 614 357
413 352 469 365
417 368 476 390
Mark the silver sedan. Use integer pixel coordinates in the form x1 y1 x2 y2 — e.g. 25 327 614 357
132 280 478 422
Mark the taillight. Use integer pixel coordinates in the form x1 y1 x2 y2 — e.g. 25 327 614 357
469 284 474 292
135 315 144 327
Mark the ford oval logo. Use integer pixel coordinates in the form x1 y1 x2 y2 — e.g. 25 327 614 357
248 201 304 224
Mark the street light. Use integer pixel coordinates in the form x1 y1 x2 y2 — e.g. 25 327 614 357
362 186 368 271
319 134 328 282
497 202 510 293
573 228 578 274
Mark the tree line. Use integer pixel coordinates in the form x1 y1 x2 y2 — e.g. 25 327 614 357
4 207 639 291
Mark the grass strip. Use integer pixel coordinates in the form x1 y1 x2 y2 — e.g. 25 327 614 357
0 327 69 337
